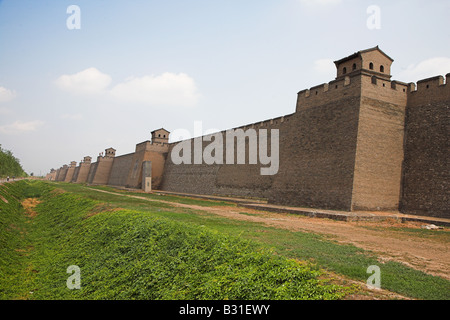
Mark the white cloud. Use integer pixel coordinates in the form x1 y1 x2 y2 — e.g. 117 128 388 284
0 120 44 135
55 68 200 107
313 58 335 76
397 57 450 83
110 72 200 107
55 67 112 95
0 86 16 103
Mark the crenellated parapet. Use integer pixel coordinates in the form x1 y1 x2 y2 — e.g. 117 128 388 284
408 74 450 106
296 75 361 111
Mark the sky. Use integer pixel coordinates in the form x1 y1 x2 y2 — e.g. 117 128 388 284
0 0 449 175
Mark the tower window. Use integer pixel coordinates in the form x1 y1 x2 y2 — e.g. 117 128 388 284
352 63 357 71
380 65 384 73
371 76 377 84
343 67 347 74
369 62 374 70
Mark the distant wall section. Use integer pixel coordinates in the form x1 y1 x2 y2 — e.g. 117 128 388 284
108 153 134 187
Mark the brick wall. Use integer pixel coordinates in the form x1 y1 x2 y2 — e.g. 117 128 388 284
86 162 98 184
71 166 80 182
64 166 76 182
91 157 114 185
351 75 408 211
161 115 290 199
108 153 134 187
401 75 450 218
125 141 169 189
75 163 91 183
270 95 361 210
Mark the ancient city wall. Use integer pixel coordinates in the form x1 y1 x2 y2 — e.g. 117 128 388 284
351 74 408 211
91 157 114 185
75 162 91 183
125 141 169 189
108 153 134 187
47 48 449 218
86 162 98 184
161 114 293 199
57 165 68 182
71 166 80 182
270 91 361 210
401 74 450 218
64 162 77 183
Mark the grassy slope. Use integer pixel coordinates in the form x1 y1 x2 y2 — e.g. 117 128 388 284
55 182 450 300
2 180 449 300
1 180 348 300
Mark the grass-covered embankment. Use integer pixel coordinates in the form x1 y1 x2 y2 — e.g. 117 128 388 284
54 182 450 300
0 180 348 300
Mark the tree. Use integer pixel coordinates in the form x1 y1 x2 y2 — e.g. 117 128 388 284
0 144 28 178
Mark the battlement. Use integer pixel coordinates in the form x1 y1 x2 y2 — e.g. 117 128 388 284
236 113 295 131
82 156 92 164
408 74 450 106
136 140 170 153
296 74 361 111
409 74 449 91
296 71 414 112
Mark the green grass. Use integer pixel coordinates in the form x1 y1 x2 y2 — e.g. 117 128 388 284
53 182 450 300
0 180 349 300
2 180 450 300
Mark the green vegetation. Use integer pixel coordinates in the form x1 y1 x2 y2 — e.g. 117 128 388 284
0 180 349 300
2 180 449 300
0 145 28 178
55 182 450 300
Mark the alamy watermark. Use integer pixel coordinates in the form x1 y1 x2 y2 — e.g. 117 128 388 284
66 265 81 289
367 5 381 30
66 5 81 30
170 121 279 176
366 265 381 289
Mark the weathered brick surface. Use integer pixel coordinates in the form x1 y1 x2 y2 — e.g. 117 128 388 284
75 163 91 183
351 75 408 211
91 158 114 185
108 153 134 187
401 77 450 218
269 96 360 210
125 141 169 189
86 162 98 184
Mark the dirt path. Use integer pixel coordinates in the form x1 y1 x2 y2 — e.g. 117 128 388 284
89 188 450 281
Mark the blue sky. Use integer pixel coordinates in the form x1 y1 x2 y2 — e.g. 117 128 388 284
0 0 449 175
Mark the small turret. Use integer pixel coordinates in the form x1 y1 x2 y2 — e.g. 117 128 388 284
334 45 393 81
151 128 170 145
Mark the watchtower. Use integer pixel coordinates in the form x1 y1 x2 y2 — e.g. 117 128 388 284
334 46 393 81
105 147 116 158
151 128 170 145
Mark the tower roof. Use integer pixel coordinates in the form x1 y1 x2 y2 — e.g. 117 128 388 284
151 128 170 134
333 46 393 66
